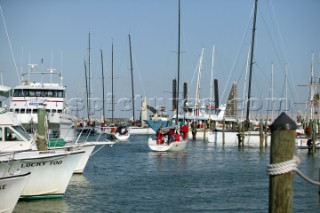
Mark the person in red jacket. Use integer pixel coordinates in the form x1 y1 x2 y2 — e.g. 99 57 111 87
156 128 163 144
174 131 181 142
180 124 188 140
167 128 175 144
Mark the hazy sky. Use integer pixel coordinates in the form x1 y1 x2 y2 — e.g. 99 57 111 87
0 0 319 119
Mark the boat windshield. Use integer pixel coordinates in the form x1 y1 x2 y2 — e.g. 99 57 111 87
12 126 31 140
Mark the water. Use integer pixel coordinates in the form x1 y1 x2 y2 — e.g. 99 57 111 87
14 135 320 212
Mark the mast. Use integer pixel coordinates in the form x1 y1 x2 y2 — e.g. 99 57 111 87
245 0 258 128
88 33 91 119
128 34 135 122
100 49 106 125
111 41 114 123
209 45 215 109
195 48 205 115
84 60 90 120
175 0 181 125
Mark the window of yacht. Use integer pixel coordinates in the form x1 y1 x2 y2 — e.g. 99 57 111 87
5 127 23 141
12 126 30 141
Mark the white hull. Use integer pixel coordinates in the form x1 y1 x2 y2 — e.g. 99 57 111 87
148 137 187 152
99 127 130 141
0 172 31 213
295 137 320 149
129 126 155 135
49 142 96 174
113 132 130 141
0 150 84 198
73 143 96 173
207 131 271 147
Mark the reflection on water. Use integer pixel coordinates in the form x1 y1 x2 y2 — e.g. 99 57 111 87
14 198 70 213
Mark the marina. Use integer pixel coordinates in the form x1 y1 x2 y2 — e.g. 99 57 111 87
13 135 320 213
0 0 319 212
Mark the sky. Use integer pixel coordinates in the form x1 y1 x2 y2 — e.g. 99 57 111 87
0 0 319 120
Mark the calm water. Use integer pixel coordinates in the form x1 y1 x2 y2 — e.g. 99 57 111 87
14 135 320 212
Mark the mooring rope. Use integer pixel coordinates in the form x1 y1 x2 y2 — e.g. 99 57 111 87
267 156 320 186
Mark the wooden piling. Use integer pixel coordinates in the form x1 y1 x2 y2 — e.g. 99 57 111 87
269 112 297 213
265 120 268 147
36 107 48 151
203 122 207 141
222 119 225 145
312 120 316 154
259 119 263 147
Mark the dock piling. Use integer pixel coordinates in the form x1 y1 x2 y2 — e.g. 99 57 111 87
268 112 297 213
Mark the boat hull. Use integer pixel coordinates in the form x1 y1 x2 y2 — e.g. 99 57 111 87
0 172 31 213
207 130 271 147
148 137 187 152
0 150 84 198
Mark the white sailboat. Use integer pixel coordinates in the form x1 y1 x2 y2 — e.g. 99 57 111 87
148 0 187 152
99 41 130 141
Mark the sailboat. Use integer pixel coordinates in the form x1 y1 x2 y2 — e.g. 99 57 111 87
100 42 130 141
207 0 272 146
148 0 187 152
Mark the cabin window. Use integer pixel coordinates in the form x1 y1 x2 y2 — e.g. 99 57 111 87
26 109 32 114
35 90 41 97
20 109 25 113
52 109 57 113
58 110 62 113
13 126 30 140
0 128 2 141
5 127 22 141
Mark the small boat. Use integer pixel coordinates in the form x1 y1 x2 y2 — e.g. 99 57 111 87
100 126 130 141
0 171 31 213
148 137 187 152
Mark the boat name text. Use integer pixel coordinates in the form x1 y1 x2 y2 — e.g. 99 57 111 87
21 160 63 168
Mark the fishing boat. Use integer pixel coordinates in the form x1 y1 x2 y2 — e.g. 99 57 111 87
9 64 77 142
0 149 84 199
0 107 85 197
0 171 31 213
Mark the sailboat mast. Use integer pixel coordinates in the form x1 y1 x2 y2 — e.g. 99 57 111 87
100 49 106 125
209 45 215 108
84 60 90 120
128 34 135 121
175 0 181 125
245 0 258 126
88 33 91 119
112 42 114 123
